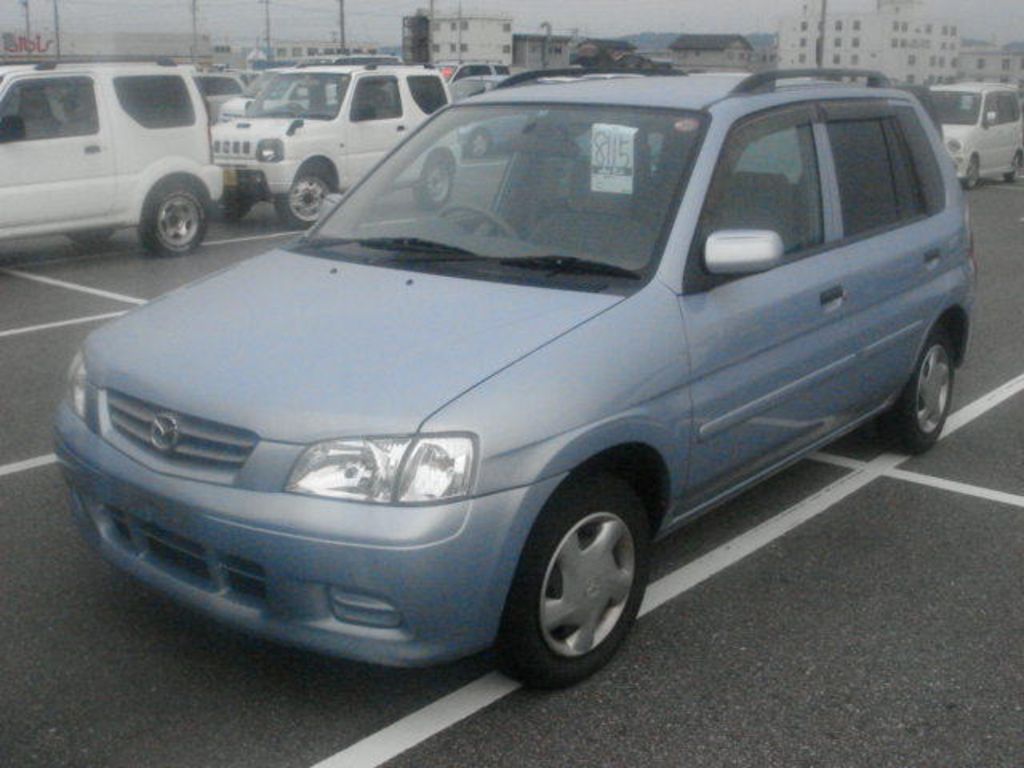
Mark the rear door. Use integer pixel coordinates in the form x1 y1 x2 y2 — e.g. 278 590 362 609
344 75 407 185
679 105 858 511
0 74 115 230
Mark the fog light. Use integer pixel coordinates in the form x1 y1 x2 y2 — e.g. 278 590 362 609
328 587 402 628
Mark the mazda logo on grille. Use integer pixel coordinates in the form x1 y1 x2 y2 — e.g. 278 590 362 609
149 413 180 453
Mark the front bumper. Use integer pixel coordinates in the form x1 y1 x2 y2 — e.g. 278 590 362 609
218 159 299 196
54 404 561 667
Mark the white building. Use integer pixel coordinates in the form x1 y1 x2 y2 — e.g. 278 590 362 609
957 45 1024 89
430 11 513 64
778 0 961 85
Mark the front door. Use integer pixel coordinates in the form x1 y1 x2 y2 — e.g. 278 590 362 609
344 75 407 187
679 105 858 513
0 75 115 230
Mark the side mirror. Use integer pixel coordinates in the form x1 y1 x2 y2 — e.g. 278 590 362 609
318 193 344 223
984 110 998 128
705 230 785 276
0 115 26 143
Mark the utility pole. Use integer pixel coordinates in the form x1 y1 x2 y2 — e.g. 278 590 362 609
190 0 198 65
428 0 435 64
338 0 346 53
22 0 31 40
52 0 60 59
259 0 271 61
816 0 828 68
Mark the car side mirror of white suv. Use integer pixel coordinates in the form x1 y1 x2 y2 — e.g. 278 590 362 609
705 230 785 276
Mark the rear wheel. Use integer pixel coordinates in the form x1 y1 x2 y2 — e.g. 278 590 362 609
878 327 955 454
1003 151 1022 183
497 473 650 689
414 149 455 211
275 166 333 229
139 181 207 257
962 155 981 190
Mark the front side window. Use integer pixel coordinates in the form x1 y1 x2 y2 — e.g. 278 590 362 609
0 76 98 140
114 75 195 128
698 115 823 258
407 76 448 114
931 91 981 125
308 105 706 286
250 73 350 120
351 77 403 122
197 76 243 97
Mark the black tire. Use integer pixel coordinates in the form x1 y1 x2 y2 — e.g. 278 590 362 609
877 327 956 454
139 179 208 257
275 165 334 229
1003 151 1022 183
497 473 651 689
962 155 981 190
67 229 116 250
414 149 455 211
221 193 254 223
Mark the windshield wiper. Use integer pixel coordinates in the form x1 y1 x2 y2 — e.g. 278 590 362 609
300 236 492 263
498 255 640 279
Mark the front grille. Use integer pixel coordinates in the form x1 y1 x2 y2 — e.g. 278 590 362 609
106 390 257 474
106 506 268 602
213 139 251 157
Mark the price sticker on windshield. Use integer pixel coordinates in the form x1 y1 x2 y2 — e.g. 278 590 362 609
591 123 638 195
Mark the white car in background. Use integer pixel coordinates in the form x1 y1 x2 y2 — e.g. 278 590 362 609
212 65 450 226
436 61 511 82
0 61 222 255
194 72 246 123
932 82 1024 189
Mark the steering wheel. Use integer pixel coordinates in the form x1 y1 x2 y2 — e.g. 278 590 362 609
439 205 517 239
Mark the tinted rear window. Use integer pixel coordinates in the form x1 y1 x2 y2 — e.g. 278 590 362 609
114 75 195 129
198 76 243 97
407 76 448 114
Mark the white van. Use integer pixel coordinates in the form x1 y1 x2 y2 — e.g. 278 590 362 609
0 62 222 255
932 82 1024 189
212 65 449 226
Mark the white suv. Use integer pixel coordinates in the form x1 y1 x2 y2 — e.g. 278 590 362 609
0 62 222 255
212 65 449 227
932 82 1024 189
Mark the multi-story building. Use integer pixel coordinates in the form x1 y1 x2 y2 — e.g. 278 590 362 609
668 34 755 72
429 11 513 65
958 44 1024 88
778 0 961 85
212 40 382 70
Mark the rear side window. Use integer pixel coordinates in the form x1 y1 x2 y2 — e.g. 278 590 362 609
114 76 195 129
407 76 448 114
828 117 925 238
895 106 945 215
997 92 1021 124
351 76 403 122
699 115 823 257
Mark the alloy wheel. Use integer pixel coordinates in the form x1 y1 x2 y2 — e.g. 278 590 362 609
915 344 951 434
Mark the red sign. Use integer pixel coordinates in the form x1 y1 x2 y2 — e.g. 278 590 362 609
2 33 55 55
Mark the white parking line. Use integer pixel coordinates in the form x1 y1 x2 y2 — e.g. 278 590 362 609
2 269 146 305
885 468 1024 511
314 371 1024 768
203 230 302 247
0 311 127 340
0 454 57 480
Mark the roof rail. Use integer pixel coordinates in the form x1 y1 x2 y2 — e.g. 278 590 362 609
731 68 891 94
495 66 686 90
15 56 179 71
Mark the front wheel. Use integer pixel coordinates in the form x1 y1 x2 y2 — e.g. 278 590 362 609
497 474 650 689
1003 151 1022 183
414 149 455 211
139 182 207 257
877 327 955 454
962 155 981 190
275 168 332 229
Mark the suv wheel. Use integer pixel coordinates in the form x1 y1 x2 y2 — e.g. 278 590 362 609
276 169 332 228
878 327 955 454
963 155 981 190
140 181 207 257
498 474 650 689
1003 151 1022 183
414 149 455 211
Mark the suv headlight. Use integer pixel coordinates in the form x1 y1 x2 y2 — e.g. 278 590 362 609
67 351 88 420
287 435 475 504
946 138 963 154
256 139 284 162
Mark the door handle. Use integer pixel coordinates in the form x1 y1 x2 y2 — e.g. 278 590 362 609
84 145 102 155
923 249 942 266
820 285 846 308
396 125 406 132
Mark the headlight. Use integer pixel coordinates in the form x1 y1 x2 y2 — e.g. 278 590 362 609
287 435 475 504
946 138 963 154
256 138 284 162
67 351 87 420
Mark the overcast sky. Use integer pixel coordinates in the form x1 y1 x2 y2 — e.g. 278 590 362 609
2 0 1020 47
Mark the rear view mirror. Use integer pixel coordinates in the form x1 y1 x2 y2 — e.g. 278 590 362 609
0 115 26 143
705 230 785 276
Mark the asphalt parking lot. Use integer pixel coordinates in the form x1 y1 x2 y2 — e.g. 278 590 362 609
1 187 1022 768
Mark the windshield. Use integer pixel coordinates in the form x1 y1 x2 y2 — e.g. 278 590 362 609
249 72 350 120
310 104 706 283
933 91 982 126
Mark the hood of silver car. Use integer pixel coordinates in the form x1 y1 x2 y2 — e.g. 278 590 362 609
85 249 622 443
